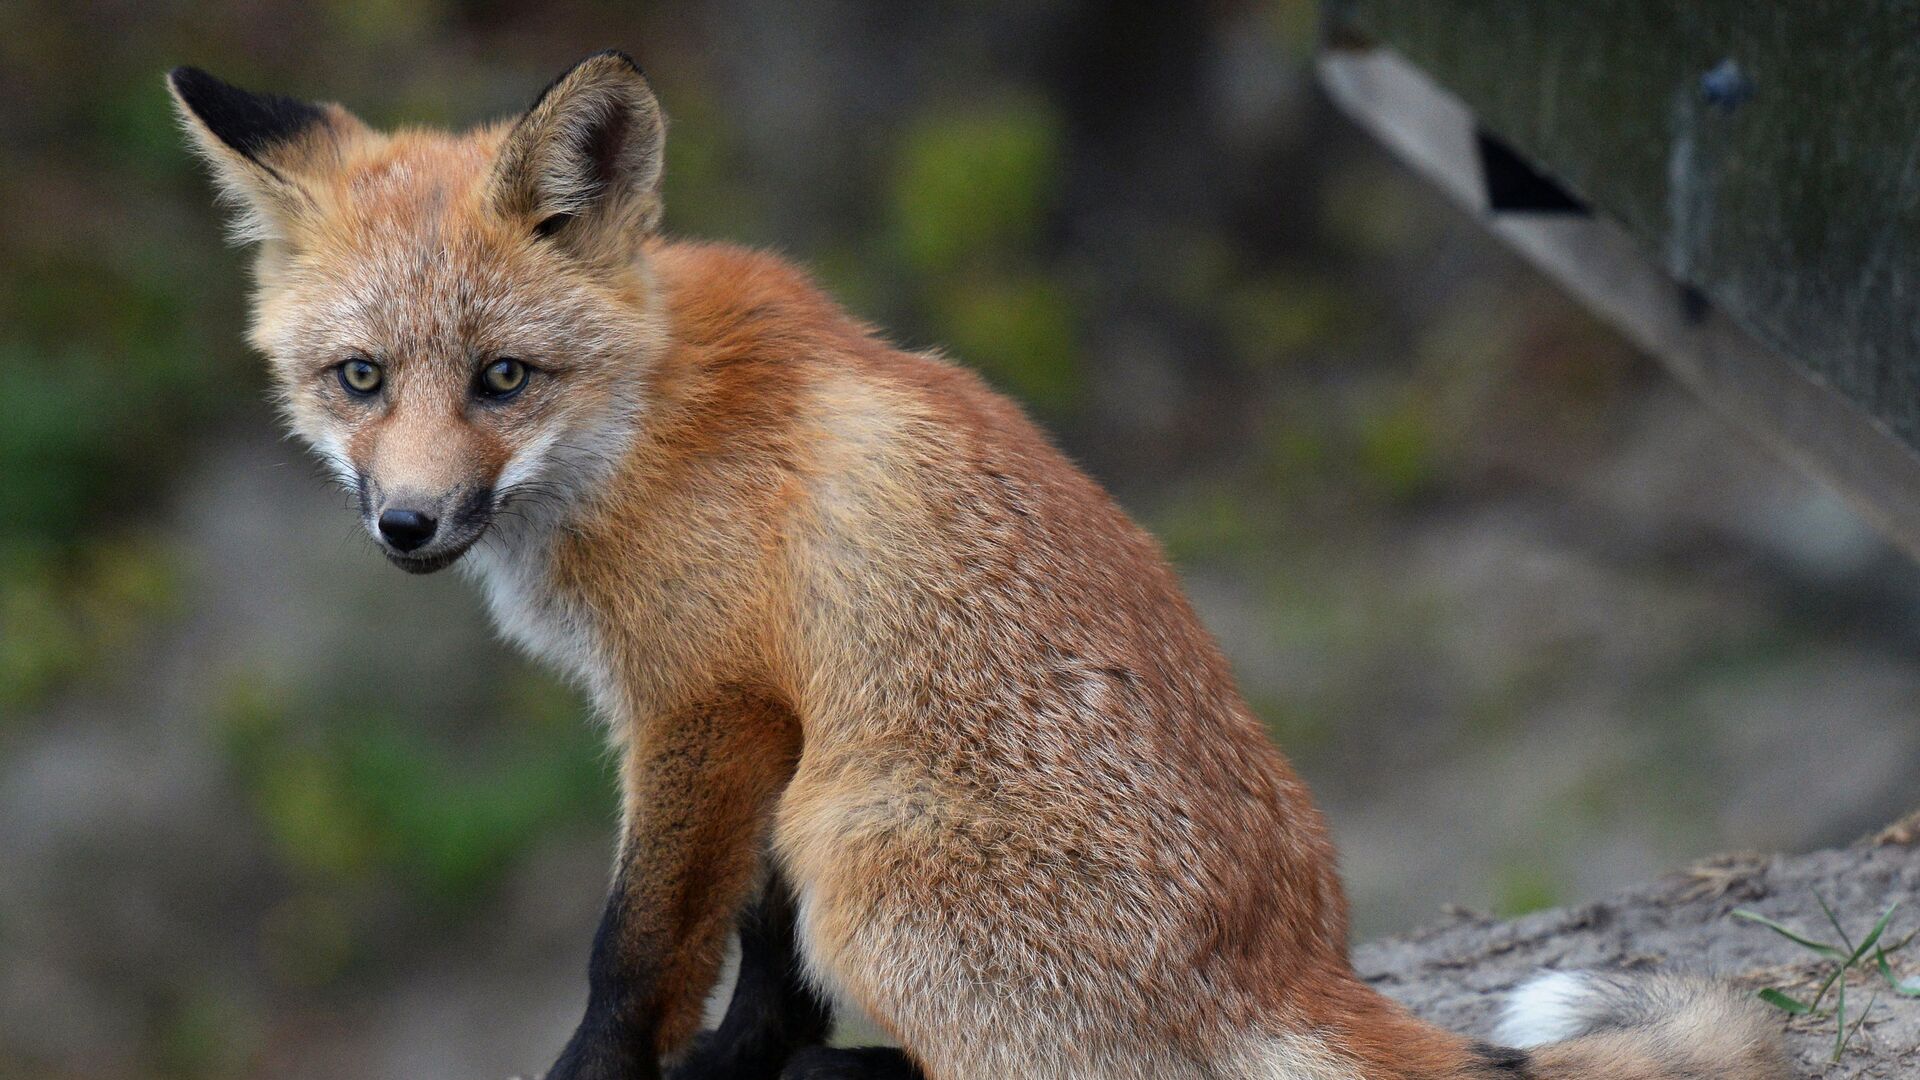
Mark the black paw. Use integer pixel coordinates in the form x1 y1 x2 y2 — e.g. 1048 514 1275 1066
779 1046 922 1080
545 1018 657 1080
668 1028 789 1080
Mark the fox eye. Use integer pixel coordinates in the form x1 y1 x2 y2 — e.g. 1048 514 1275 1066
337 358 383 396
478 357 530 400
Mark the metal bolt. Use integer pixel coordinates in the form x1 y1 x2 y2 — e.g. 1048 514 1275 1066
1700 59 1754 112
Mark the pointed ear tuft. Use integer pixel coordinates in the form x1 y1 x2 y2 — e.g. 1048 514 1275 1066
168 67 328 174
168 67 363 244
491 50 666 265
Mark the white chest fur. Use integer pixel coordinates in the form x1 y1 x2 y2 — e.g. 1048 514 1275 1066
464 534 617 717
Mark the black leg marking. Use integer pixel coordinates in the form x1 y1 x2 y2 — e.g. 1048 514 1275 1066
547 888 659 1080
668 874 834 1080
780 1046 923 1080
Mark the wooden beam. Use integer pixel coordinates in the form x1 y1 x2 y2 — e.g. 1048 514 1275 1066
1320 47 1920 560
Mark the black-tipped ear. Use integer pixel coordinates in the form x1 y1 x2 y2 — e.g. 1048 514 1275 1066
490 50 666 265
168 67 326 173
168 66 365 244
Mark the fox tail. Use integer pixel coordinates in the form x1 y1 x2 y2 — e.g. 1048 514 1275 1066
1488 970 1789 1080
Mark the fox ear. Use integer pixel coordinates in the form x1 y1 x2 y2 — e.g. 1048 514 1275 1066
491 50 666 265
167 67 364 243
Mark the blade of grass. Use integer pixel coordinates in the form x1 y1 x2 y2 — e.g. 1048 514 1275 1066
1757 987 1813 1014
1815 889 1855 955
1844 902 1900 965
1731 909 1844 959
1730 891 1913 1054
1831 977 1845 1063
1839 986 1878 1059
1810 961 1845 1014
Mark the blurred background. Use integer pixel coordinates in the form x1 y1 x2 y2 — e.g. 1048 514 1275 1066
4 1 1919 1077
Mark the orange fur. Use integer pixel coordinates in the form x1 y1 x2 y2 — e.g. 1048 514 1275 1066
172 55 1788 1080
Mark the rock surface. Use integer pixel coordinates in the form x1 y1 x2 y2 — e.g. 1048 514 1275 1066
1356 812 1920 1078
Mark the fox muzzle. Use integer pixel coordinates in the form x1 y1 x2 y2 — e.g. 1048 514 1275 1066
361 481 495 574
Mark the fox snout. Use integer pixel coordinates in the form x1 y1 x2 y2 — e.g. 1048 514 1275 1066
360 481 495 574
347 404 518 574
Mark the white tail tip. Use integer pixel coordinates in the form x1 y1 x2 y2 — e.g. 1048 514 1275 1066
1494 970 1596 1048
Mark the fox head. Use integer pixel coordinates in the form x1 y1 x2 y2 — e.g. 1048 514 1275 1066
170 52 667 572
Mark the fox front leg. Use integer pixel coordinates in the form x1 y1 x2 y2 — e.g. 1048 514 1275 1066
546 690 804 1080
668 873 831 1079
671 871 928 1080
547 879 666 1080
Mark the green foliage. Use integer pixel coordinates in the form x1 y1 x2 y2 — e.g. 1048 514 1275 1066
1492 859 1564 917
152 984 259 1080
0 536 180 715
886 97 1084 410
323 0 443 46
1353 391 1439 502
0 62 248 712
1265 0 1323 57
1223 272 1365 367
1734 897 1919 1061
889 97 1063 276
1247 693 1335 755
658 79 769 242
217 671 612 917
931 275 1080 409
1153 482 1270 563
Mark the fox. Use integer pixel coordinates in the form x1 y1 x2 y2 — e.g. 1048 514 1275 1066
168 51 1790 1080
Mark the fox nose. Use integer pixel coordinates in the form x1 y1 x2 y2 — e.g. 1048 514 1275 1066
377 508 438 552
